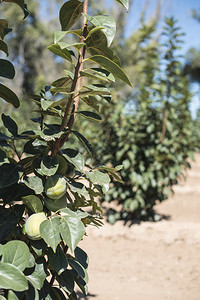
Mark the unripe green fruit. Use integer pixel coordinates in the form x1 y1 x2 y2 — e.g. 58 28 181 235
44 195 67 212
45 174 67 200
25 212 47 240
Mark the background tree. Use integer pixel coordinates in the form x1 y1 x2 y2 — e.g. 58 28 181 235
82 17 199 223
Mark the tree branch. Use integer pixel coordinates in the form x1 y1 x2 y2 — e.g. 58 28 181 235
51 0 89 157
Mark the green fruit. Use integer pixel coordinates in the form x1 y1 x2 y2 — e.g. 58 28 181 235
45 174 67 200
25 212 47 240
44 195 67 212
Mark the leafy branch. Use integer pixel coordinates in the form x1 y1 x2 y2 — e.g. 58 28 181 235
52 0 89 157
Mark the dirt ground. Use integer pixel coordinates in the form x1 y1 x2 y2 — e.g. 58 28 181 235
78 154 200 300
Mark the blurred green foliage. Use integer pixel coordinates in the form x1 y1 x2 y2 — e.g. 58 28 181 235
79 17 200 223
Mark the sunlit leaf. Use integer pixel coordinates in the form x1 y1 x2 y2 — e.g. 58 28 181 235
1 241 33 272
0 263 28 292
22 195 43 213
85 55 132 86
26 258 47 290
48 44 72 62
60 215 85 252
85 170 110 193
115 0 129 11
2 0 29 18
61 148 84 172
40 217 61 253
84 14 116 46
24 176 43 194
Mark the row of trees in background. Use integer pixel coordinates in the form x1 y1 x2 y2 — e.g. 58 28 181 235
78 16 200 223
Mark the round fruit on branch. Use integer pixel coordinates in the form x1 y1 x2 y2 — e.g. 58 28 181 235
25 212 47 240
44 174 67 200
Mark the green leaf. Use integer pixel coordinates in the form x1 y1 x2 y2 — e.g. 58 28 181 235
59 0 83 31
40 99 54 111
48 246 68 275
0 262 28 292
85 170 110 193
8 290 19 300
24 176 43 194
48 44 72 62
22 195 43 213
0 148 9 166
40 124 64 142
30 239 47 257
81 68 115 82
40 217 61 253
67 182 88 197
60 215 86 252
68 258 88 284
61 148 84 172
0 163 22 189
72 131 93 156
25 285 39 300
84 14 116 47
81 96 100 112
2 0 29 18
86 29 121 66
1 241 33 272
0 19 12 40
57 270 74 294
64 70 74 79
78 110 102 122
0 40 8 56
97 165 124 183
41 156 59 176
80 84 111 97
2 0 23 9
0 83 20 108
26 258 47 290
54 30 82 43
75 247 89 269
0 296 6 299
1 113 18 136
0 59 15 79
51 77 71 88
85 55 132 86
58 41 85 51
51 288 66 300
115 0 129 11
86 25 106 39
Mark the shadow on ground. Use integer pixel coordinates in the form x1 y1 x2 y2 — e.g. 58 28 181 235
77 292 96 299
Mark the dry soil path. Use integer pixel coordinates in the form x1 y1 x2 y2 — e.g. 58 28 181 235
78 155 200 300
